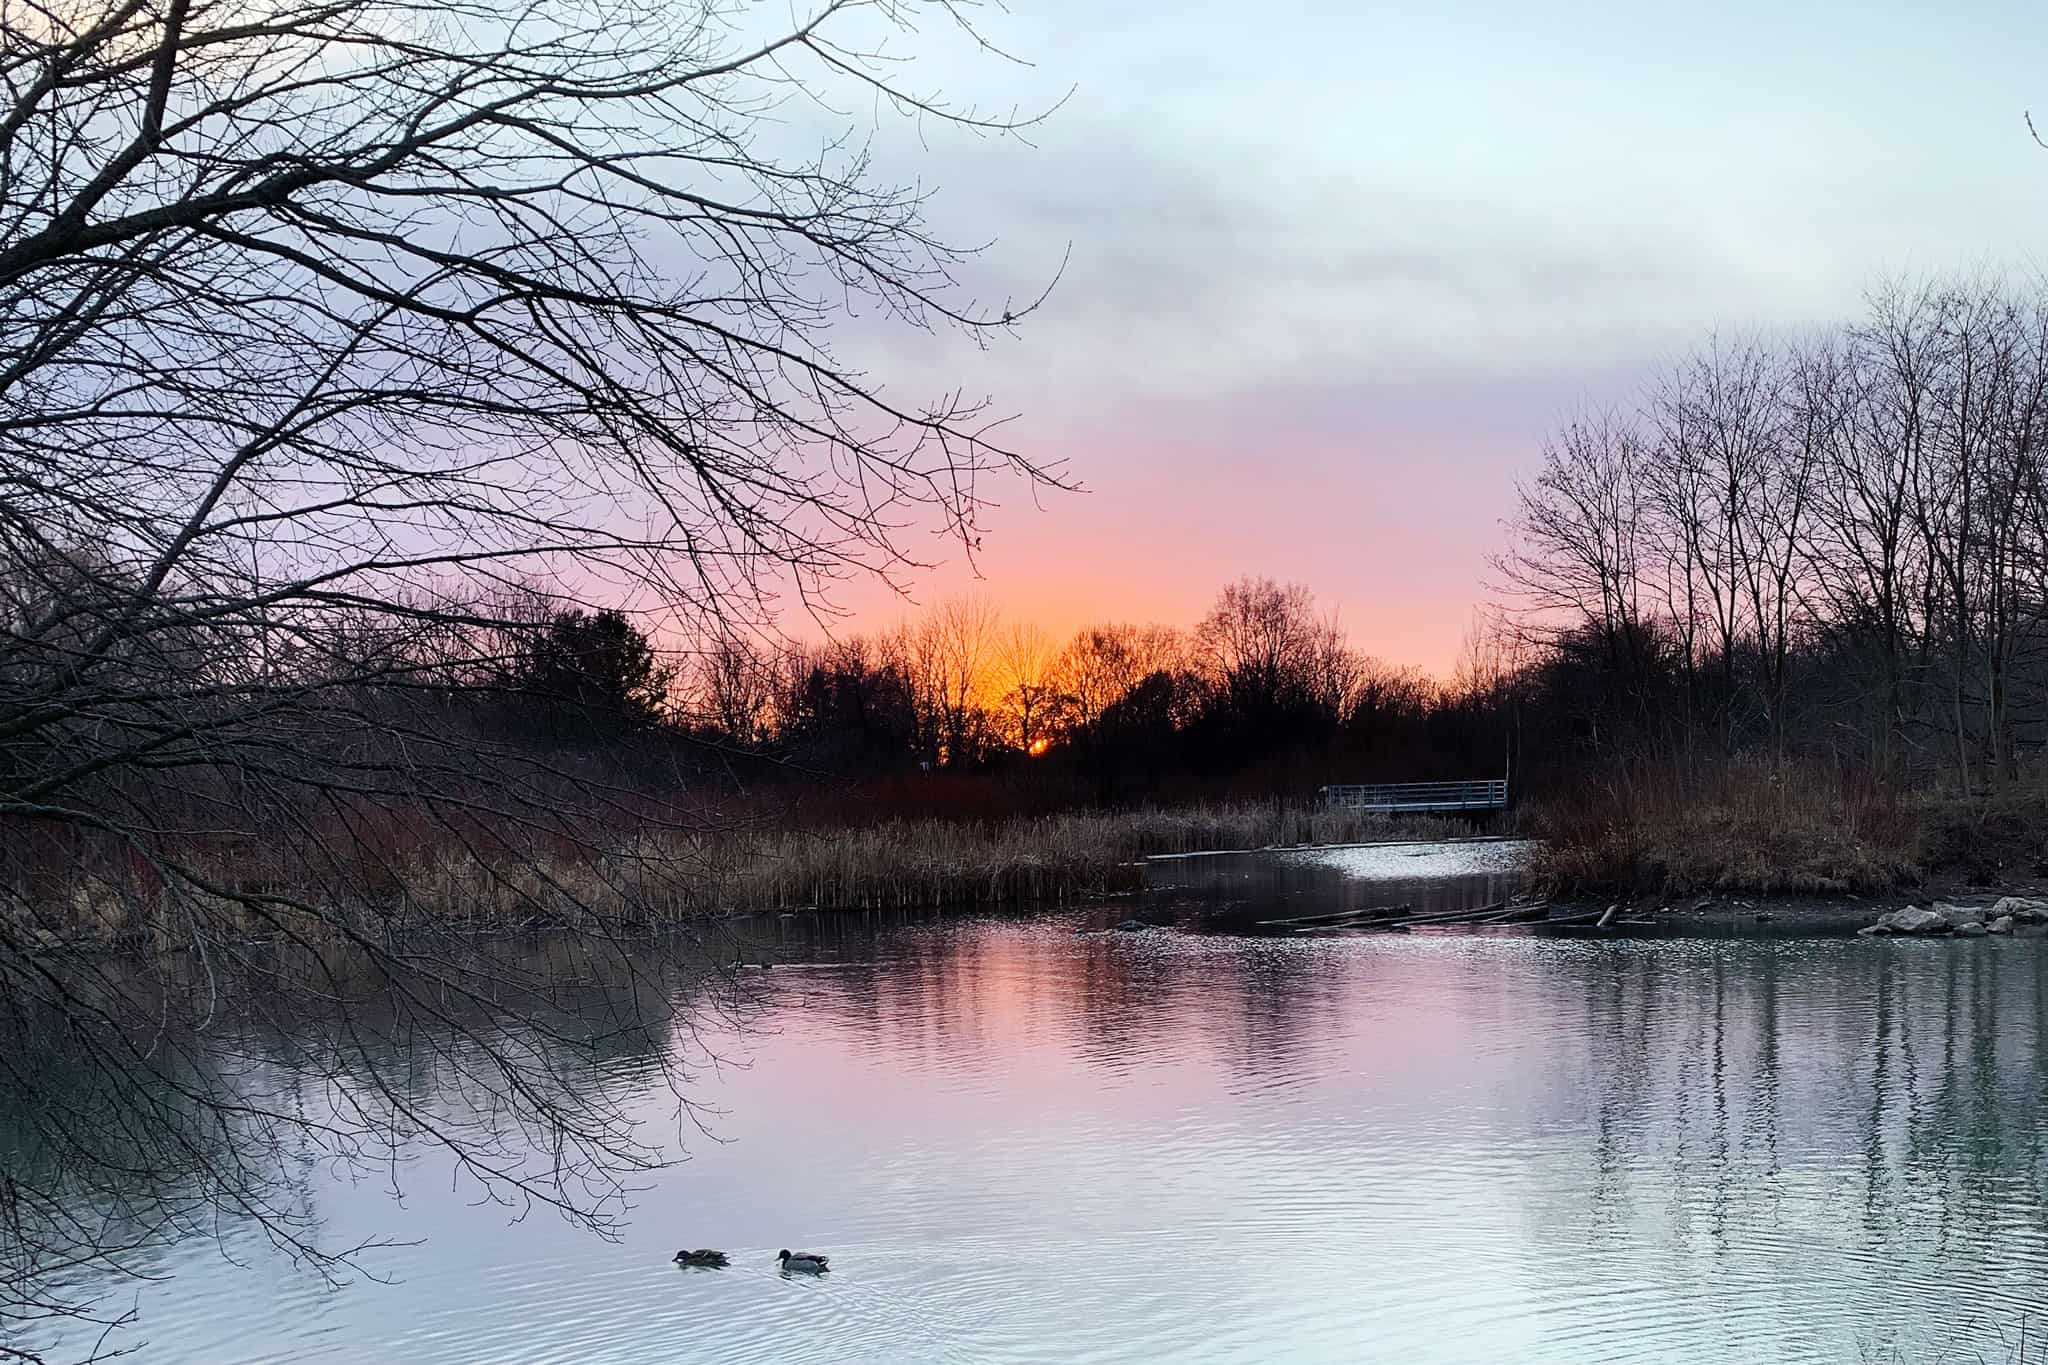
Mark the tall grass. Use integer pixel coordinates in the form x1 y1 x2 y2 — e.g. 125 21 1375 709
1527 759 1921 895
410 802 1492 922
17 801 1500 942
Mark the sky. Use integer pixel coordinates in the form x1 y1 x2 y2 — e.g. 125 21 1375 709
801 0 2048 674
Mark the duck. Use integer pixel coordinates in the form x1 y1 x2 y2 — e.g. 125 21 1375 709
776 1249 829 1273
673 1249 730 1268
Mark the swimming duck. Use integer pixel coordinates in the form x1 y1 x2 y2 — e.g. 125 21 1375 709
673 1249 730 1268
777 1249 829 1273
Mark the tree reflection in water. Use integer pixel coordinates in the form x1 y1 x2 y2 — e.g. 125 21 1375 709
19 918 2048 1364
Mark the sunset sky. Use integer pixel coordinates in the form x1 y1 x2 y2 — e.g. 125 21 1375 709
817 0 2048 673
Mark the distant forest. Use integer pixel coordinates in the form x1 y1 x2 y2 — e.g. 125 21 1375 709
475 576 1519 813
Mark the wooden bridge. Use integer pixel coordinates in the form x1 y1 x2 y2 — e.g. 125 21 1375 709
1318 779 1509 813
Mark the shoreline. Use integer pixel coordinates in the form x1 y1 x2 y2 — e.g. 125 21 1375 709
15 804 1512 946
1545 876 2048 937
1143 833 1527 862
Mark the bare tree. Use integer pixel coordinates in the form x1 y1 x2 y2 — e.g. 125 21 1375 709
1053 621 1182 731
1964 293 2048 785
1191 577 1324 714
991 619 1058 754
0 0 1060 1351
694 632 775 747
1494 411 1648 668
1646 340 1799 750
1806 306 1927 774
1449 610 1530 778
898 594 1002 766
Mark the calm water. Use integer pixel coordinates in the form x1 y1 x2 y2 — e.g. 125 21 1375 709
30 844 2048 1363
1142 839 1529 925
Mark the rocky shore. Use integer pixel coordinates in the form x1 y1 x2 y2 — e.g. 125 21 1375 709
1858 896 2048 938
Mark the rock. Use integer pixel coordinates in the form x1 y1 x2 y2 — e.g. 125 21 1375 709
1886 906 1948 935
1992 897 2048 924
1933 901 1986 925
1857 924 1890 936
1989 916 2016 935
1955 922 1990 938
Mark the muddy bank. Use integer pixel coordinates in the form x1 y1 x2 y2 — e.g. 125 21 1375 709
1126 840 2048 940
1553 876 2048 937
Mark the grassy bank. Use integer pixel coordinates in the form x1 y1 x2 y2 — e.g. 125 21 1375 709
22 801 1501 944
1524 759 2048 897
412 801 1490 924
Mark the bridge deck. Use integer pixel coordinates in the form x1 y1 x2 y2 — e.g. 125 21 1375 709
1319 779 1508 813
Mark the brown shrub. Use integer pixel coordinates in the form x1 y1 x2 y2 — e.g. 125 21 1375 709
1526 760 1920 896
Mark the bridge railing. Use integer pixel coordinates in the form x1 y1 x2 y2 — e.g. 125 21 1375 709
1318 779 1508 812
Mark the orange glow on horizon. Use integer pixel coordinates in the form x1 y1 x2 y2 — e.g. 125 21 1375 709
813 425 1505 680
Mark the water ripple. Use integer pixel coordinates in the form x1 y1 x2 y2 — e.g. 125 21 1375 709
28 914 2048 1364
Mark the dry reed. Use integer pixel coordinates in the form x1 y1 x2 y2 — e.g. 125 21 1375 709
1528 759 1920 895
10 801 1497 943
399 801 1490 922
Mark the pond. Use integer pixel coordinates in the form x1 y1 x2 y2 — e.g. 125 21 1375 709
24 843 2048 1363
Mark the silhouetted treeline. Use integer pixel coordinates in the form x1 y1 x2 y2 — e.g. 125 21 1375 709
1497 275 2048 796
637 578 1517 807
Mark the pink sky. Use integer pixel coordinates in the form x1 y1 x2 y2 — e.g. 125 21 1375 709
825 381 1580 674
793 0 2048 677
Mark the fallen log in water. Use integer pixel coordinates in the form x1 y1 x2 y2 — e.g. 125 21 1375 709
1294 916 1409 941
1540 912 1662 933
1385 901 1658 933
1259 903 1408 928
1377 901 1515 930
1277 900 1610 936
1483 903 1553 924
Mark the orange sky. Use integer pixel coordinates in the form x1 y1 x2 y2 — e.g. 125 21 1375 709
774 0 2048 678
819 377 1599 676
